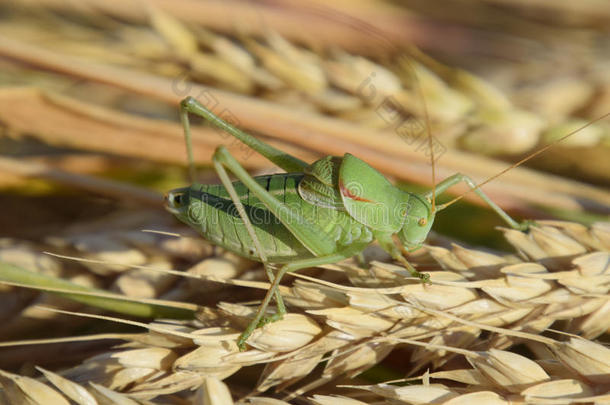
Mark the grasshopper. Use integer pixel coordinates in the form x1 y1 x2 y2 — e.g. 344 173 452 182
164 95 552 350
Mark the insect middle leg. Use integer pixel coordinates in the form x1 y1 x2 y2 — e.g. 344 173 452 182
211 152 284 316
428 173 531 230
237 252 353 350
211 146 352 349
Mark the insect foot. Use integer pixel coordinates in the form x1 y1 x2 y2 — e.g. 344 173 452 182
237 332 250 351
517 219 537 232
237 312 286 351
256 312 284 328
237 314 320 352
418 271 431 285
397 255 431 285
237 333 248 352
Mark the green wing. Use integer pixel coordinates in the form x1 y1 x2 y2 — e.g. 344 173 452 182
298 156 345 210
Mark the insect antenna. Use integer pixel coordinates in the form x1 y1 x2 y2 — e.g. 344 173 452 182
396 54 437 212
416 66 436 213
436 111 610 211
288 4 438 210
301 4 605 215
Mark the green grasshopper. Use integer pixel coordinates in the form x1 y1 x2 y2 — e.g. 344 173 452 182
164 96 542 350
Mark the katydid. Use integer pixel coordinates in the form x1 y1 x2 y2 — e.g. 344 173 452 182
165 96 599 350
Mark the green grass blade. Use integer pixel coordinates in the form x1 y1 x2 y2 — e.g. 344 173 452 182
0 261 195 319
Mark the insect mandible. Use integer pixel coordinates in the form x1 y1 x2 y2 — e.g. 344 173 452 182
165 95 602 350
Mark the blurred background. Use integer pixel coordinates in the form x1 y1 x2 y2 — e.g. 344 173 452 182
1 1 609 243
1 0 610 239
0 0 609 381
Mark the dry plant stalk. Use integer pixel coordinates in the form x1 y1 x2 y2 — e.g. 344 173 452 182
0 5 608 211
1 220 609 403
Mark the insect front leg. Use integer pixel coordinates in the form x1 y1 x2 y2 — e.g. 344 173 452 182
428 173 532 230
237 252 353 350
375 232 430 283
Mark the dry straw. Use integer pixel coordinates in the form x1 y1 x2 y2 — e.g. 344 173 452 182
1 218 609 403
0 4 608 211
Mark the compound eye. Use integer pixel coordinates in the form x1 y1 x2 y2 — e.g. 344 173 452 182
166 191 185 208
418 217 427 226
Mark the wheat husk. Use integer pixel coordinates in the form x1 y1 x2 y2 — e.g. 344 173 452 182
0 369 71 405
35 367 98 405
194 377 233 405
0 11 608 210
1 200 609 402
247 397 292 405
2 220 604 403
309 395 369 405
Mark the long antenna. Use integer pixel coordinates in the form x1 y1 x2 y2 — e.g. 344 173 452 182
436 111 610 211
397 56 436 211
292 4 438 210
299 4 608 213
414 64 436 212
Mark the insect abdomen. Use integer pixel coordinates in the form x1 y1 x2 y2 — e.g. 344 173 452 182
189 174 305 262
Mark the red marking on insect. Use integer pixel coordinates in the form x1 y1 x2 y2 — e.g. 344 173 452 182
339 180 374 203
